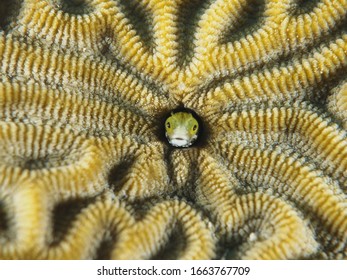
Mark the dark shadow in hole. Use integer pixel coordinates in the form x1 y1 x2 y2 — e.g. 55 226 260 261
22 157 52 170
0 0 22 30
291 0 321 15
151 223 187 260
219 0 265 44
218 240 243 260
94 230 115 260
52 0 94 15
107 158 135 194
0 200 8 233
176 0 212 65
118 0 154 50
51 197 96 245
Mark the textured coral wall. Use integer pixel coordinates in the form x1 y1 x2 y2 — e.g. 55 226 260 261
0 0 347 259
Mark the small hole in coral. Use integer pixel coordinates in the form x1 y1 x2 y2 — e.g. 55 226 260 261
22 158 51 170
162 108 205 149
219 240 243 260
0 200 9 234
94 230 116 260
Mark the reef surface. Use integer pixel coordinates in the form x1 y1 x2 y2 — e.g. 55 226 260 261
0 0 347 259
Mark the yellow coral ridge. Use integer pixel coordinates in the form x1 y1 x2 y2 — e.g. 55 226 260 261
0 0 347 259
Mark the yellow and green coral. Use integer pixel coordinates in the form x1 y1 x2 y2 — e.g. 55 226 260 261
0 0 347 259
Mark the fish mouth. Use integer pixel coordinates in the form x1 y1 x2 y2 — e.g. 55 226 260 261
169 137 191 147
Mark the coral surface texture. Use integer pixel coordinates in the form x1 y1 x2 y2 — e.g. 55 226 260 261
1 0 347 260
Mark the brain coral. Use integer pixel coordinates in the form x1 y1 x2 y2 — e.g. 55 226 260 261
0 0 347 260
